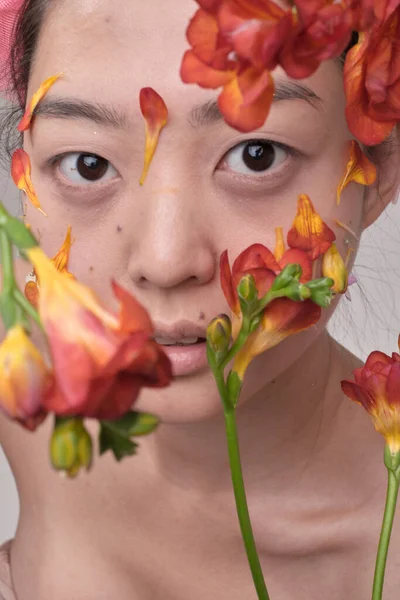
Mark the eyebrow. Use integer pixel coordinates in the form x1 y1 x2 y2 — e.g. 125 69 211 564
189 81 324 127
32 80 323 129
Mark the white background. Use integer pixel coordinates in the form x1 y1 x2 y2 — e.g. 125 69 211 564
0 131 399 543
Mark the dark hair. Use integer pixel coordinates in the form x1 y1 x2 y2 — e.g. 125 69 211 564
0 1 397 167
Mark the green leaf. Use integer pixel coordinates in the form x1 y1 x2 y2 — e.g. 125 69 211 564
99 421 139 461
0 293 18 330
3 217 38 250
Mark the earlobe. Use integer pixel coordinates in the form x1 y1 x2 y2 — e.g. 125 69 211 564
362 151 400 229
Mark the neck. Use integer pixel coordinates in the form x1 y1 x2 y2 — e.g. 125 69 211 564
143 332 350 494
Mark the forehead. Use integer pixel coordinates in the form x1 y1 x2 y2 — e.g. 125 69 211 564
30 0 344 122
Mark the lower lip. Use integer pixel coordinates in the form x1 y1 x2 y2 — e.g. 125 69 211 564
161 341 209 376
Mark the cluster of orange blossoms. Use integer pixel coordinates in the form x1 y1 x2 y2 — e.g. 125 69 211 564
181 0 400 144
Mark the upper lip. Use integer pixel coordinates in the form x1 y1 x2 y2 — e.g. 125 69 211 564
153 320 207 341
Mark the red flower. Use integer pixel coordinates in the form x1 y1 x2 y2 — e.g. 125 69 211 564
287 195 336 261
341 342 400 454
280 0 353 79
344 9 400 145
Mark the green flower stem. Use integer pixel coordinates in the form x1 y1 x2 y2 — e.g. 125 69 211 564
0 228 16 292
13 288 44 332
372 453 400 600
224 405 270 600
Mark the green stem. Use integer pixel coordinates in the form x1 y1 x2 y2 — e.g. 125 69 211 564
224 406 270 600
0 229 16 292
372 460 400 600
13 288 44 332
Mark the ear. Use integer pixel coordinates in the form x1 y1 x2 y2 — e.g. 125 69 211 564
363 144 400 229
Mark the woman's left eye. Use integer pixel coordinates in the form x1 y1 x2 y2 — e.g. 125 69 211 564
219 140 291 176
53 152 118 185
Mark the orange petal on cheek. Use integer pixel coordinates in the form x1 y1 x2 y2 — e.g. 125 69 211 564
24 281 40 309
274 226 285 262
11 149 47 216
139 87 169 185
52 226 74 274
218 68 274 132
287 194 336 260
18 74 62 132
336 141 377 205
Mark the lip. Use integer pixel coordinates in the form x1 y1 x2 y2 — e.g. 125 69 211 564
160 341 208 376
153 320 209 377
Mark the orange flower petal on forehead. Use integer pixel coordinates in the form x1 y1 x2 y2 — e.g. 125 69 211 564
287 194 335 260
336 141 377 205
11 149 46 216
18 74 62 132
139 87 169 185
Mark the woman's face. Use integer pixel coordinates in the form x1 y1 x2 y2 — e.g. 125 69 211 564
24 0 368 422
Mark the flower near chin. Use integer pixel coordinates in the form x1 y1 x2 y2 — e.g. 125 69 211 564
139 88 168 185
180 0 292 132
220 220 330 378
11 149 46 215
336 141 377 205
0 325 51 431
18 74 62 132
24 246 172 420
341 342 400 455
344 9 400 145
287 194 336 260
25 226 75 308
321 243 348 293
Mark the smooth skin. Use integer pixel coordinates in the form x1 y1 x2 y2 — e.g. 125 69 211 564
0 0 400 598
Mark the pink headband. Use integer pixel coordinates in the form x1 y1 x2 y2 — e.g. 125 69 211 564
0 0 24 91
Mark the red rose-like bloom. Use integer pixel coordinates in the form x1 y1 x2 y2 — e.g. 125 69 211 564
25 247 172 420
341 343 400 454
344 9 400 145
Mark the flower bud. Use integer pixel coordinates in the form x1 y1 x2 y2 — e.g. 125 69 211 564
237 274 258 303
50 417 93 478
271 264 302 292
207 314 232 353
126 412 160 437
322 243 348 293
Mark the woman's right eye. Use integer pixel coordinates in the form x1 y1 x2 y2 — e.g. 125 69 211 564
55 152 118 185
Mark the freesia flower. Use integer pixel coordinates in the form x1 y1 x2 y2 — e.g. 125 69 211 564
341 342 400 455
11 149 46 215
139 87 168 185
25 246 172 419
336 141 377 205
287 194 336 260
344 9 400 145
18 74 62 132
321 243 348 293
0 325 51 431
25 226 75 308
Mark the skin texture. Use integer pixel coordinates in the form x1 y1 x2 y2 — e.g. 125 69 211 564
0 0 400 598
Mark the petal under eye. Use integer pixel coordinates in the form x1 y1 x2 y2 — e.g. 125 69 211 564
222 141 289 176
58 153 118 185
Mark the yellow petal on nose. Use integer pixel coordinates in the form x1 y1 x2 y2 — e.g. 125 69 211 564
336 141 377 205
11 149 47 216
18 74 62 132
139 88 168 185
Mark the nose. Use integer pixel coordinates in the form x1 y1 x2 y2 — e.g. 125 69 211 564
128 187 216 290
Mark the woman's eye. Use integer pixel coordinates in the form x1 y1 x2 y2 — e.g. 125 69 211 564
57 153 118 185
221 140 290 175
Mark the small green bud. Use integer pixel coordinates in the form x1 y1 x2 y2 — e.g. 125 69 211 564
271 264 302 292
3 217 38 250
127 412 160 437
306 277 335 308
238 274 258 303
50 417 93 478
207 314 232 353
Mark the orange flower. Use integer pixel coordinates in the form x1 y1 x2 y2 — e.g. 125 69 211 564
139 88 168 185
220 226 321 377
25 226 75 308
344 11 400 145
18 74 62 132
341 343 400 454
336 141 377 205
0 325 51 431
287 195 336 260
280 0 352 79
25 246 172 419
11 149 46 215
